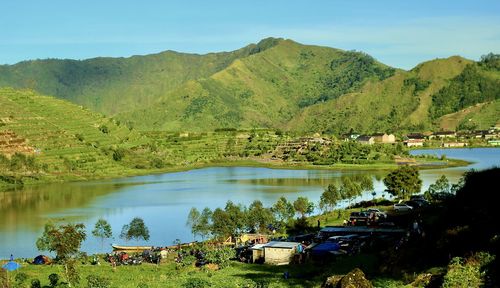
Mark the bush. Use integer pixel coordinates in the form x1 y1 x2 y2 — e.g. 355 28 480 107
112 148 126 161
182 278 211 288
99 125 110 134
86 275 111 288
442 257 481 288
48 273 60 287
204 247 235 269
15 272 28 286
31 279 41 288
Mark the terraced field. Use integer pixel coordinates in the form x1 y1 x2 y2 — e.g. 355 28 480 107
0 88 150 185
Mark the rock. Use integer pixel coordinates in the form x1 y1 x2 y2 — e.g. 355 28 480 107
339 268 373 288
323 268 373 288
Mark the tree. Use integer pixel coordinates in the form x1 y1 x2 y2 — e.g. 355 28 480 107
340 176 361 206
125 217 150 243
36 222 86 261
293 197 315 218
383 165 422 199
319 184 340 212
428 175 451 194
211 208 231 239
198 207 213 240
119 224 130 243
224 201 246 237
92 218 112 249
247 200 274 233
186 207 201 240
272 197 294 227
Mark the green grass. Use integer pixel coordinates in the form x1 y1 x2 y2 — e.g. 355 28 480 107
3 253 383 288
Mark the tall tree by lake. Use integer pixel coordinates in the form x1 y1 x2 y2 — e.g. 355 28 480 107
383 165 422 199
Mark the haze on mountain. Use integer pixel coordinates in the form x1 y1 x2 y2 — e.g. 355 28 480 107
0 38 498 134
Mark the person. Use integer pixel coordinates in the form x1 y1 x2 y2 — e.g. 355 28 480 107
317 219 320 228
412 220 420 235
10 254 13 261
343 219 348 226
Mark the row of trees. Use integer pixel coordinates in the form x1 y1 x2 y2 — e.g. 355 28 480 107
36 217 150 261
319 174 374 212
187 196 316 241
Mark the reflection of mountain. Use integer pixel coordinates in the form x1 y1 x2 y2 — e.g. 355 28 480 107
225 172 387 188
0 182 132 231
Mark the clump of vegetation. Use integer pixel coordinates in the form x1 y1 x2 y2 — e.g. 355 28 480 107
204 246 235 269
86 274 111 288
182 278 211 288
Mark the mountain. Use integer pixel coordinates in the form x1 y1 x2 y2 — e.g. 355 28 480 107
0 38 282 115
0 39 498 133
116 39 395 131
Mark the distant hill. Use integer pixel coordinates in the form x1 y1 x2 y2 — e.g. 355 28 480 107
0 39 498 133
0 38 282 115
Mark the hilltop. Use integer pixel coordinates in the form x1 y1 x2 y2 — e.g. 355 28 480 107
0 39 498 133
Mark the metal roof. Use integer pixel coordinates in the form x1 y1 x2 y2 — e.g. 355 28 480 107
263 241 300 249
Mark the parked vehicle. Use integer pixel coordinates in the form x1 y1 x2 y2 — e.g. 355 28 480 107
365 208 387 219
393 203 413 212
406 199 430 208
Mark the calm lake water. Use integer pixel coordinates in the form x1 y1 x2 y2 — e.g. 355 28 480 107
1 148 499 259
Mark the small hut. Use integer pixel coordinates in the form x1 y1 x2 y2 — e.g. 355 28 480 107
262 241 301 265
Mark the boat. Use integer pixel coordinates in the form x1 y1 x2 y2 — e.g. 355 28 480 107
111 244 154 251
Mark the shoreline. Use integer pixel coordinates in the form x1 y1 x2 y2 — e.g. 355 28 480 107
0 156 471 192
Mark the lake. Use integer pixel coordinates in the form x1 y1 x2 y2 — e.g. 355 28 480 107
1 148 499 259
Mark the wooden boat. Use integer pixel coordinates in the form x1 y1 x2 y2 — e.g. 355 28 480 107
111 244 153 251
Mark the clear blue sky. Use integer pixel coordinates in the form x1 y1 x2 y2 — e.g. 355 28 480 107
1 0 499 69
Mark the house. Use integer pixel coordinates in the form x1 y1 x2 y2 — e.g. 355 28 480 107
357 135 375 145
403 139 424 147
372 133 396 143
431 131 456 139
249 243 266 263
341 132 361 141
260 241 301 265
442 142 467 148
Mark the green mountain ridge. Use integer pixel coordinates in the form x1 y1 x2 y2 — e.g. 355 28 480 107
0 38 498 133
0 38 282 115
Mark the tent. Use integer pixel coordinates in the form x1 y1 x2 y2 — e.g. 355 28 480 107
2 261 21 271
33 255 50 265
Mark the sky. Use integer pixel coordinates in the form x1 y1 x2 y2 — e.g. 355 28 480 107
0 0 499 69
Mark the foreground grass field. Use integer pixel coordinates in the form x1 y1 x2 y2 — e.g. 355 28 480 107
4 253 401 288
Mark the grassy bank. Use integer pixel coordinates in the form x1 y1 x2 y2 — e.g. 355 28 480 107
3 253 393 288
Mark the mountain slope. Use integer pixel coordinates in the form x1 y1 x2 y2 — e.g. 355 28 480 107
287 56 499 133
0 87 153 186
0 39 498 133
0 38 281 115
116 39 395 131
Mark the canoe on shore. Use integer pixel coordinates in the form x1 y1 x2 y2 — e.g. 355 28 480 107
111 244 153 251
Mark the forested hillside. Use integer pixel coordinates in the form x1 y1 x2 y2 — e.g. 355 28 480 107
0 38 282 115
0 38 498 133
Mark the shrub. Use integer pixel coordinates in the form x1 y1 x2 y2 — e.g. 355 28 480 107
182 278 211 288
31 279 41 288
204 247 235 269
442 257 481 288
99 125 109 134
15 272 28 286
48 273 59 287
86 275 111 288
